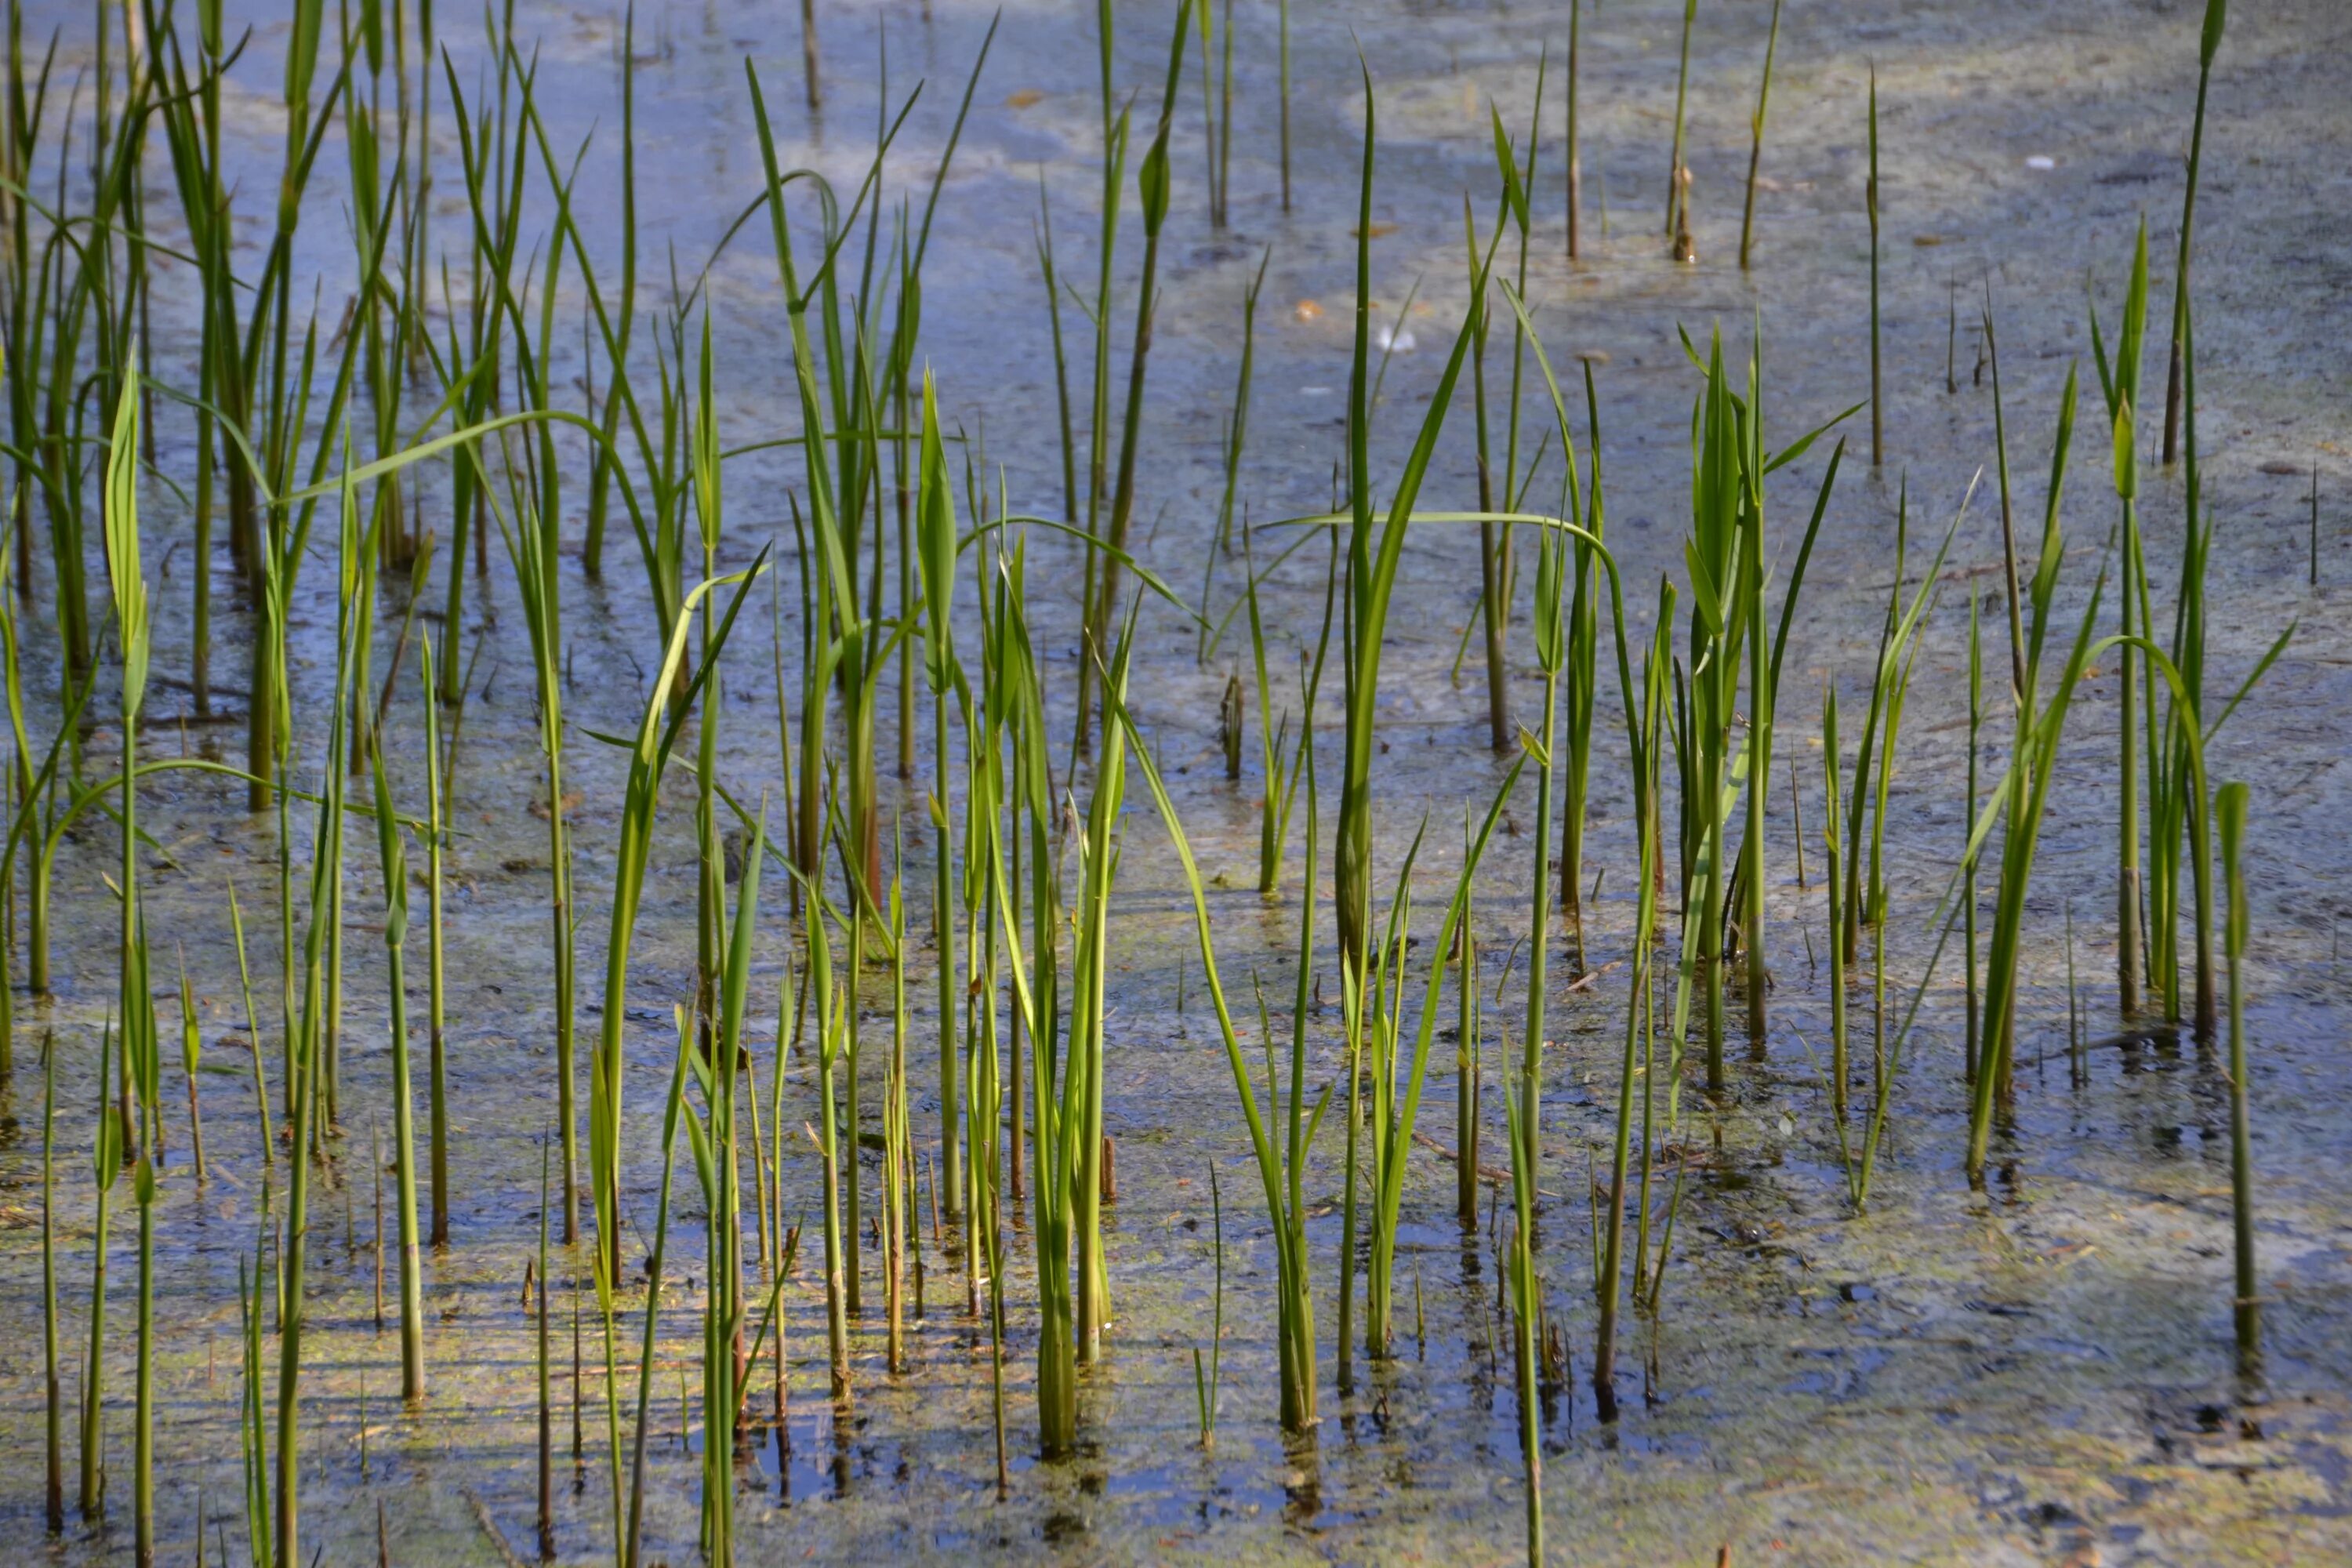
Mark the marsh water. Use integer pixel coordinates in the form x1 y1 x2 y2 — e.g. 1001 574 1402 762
4 0 2351 1561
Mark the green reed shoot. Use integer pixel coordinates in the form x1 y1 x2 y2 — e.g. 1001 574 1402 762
1334 64 1489 1193
1559 365 1606 967
226 884 270 1164
889 46 1000 812
578 546 768 1537
0 24 53 604
236 1240 269 1568
801 853 853 1404
1739 0 1784 270
272 450 372 1568
1071 621 1134 1367
1192 1163 1225 1445
983 540 1079 1444
14 6 151 684
1482 303 1669 1405
1740 424 1845 1047
234 0 341 810
338 13 420 583
958 593 1010 1296
1566 0 1582 256
42 1033 60 1533
1966 606 2239 1185
1002 598 1126 1442
884 837 913 1373
1837 482 1944 966
757 21 978 907
101 372 165 1568
797 0 820 107
144 0 227 712
461 140 583 1240
1519 508 1578 1158
1076 0 1192 754
0 534 33 1011
1198 249 1267 662
1117 661 1328 1428
1963 593 1984 1082
2090 223 2151 1016
2216 779 2258 1373
2161 0 2227 466
683 809 764 1567
1458 887 1483 1225
434 16 528 701
535 1132 553 1560
622 1017 693 1568
1966 369 2085 1178
1075 0 1130 757
419 638 449 1243
1361 766 1522 1359
2137 263 2285 1042
1243 521 1329 895
1278 0 1292 209
2147 468 2201 1029
175 953 203 1181
1595 584 1674 1420
1218 0 1234 222
0 585 75 1004
367 720 424 1398
960 550 1010 1418
249 309 376 1132
1503 1067 1541 1566
916 371 965 1252
744 56 915 1090
1867 68 1882 466
1686 338 1753 1090
582 2 641 581
1674 333 1752 1090
691 309 728 1132
1820 684 1849 1120
587 560 764 1283
973 534 1025 1216
1035 180 1080 528
1823 492 1947 1207
1602 328 1842 1182
1665 0 1697 241
742 956 775 1279
1505 78 1562 662
1196 0 1233 227
2066 898 2085 1085
80 1016 117 1521
323 431 372 1134
1468 83 1545 753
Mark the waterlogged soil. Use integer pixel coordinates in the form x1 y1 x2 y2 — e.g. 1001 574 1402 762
4 0 2352 1562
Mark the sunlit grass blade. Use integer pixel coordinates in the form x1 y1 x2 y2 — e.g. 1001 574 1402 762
1739 0 1784 270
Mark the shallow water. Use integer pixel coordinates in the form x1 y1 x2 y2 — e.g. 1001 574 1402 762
2 0 2351 1562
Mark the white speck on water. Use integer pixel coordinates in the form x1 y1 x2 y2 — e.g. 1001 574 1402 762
2024 154 2056 170
1373 324 1417 353
1301 385 1332 396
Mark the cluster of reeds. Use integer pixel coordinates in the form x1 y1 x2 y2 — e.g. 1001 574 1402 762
1814 483 1956 1209
1660 328 1849 1095
0 4 2299 1565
